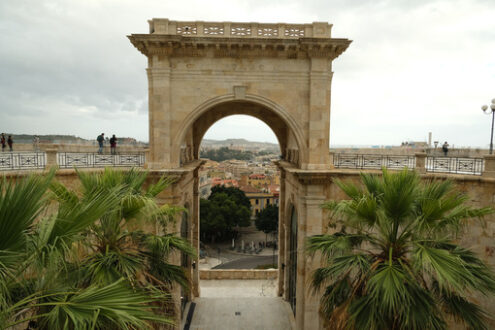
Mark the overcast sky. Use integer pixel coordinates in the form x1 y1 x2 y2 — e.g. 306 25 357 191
1 0 494 147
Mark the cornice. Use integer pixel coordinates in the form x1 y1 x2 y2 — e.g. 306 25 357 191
128 34 351 60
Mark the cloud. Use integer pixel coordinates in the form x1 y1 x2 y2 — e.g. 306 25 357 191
0 0 494 147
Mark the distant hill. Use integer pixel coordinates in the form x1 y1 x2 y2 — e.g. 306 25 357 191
201 139 279 151
2 134 146 145
1 134 277 149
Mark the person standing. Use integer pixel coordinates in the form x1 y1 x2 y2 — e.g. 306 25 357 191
442 141 449 156
0 134 5 152
7 135 13 152
110 134 117 155
97 133 104 154
33 135 40 152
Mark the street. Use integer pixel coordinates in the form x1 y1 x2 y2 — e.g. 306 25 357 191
213 255 278 269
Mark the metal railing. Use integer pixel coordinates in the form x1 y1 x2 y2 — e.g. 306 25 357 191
333 154 416 170
0 152 46 170
57 153 145 168
426 157 484 175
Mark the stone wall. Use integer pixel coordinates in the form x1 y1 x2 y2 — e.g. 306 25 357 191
4 165 495 329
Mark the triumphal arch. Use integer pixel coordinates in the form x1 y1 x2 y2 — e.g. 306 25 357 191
129 19 350 329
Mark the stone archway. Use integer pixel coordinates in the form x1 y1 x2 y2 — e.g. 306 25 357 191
129 19 350 329
176 97 305 167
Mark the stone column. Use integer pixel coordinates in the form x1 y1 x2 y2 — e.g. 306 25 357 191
297 180 327 330
153 176 183 330
45 148 58 169
307 57 333 170
482 155 495 178
147 57 172 169
415 153 427 173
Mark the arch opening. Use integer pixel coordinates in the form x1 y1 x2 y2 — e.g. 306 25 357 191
174 96 304 168
194 106 283 295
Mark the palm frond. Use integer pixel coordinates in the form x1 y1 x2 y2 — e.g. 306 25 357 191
311 254 371 291
0 171 54 252
368 262 412 315
318 278 351 321
146 234 197 259
306 234 366 258
440 291 489 330
84 250 143 285
40 187 121 248
146 174 177 197
7 279 174 329
412 241 468 292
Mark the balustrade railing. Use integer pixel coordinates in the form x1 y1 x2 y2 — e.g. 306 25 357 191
57 153 145 168
0 152 46 170
426 157 483 175
0 151 488 177
333 154 415 170
149 19 332 39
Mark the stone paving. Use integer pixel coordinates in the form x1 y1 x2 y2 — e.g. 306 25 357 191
186 279 295 330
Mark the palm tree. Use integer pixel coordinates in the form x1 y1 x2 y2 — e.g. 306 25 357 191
307 168 495 330
0 168 194 329
50 168 196 320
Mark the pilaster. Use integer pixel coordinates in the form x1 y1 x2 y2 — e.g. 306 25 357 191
147 62 172 169
307 57 333 170
297 183 326 330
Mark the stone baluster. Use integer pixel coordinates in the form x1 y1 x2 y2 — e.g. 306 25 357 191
143 148 150 169
415 153 427 173
329 151 335 169
45 149 58 169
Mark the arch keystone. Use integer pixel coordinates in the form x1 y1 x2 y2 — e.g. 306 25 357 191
234 86 247 99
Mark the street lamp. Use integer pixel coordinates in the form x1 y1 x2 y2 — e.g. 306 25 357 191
482 99 495 154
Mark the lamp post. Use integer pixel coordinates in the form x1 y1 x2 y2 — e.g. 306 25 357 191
481 99 495 154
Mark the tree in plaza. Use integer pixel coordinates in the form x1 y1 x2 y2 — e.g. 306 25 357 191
255 204 279 243
210 185 251 209
0 168 194 329
200 186 251 242
307 168 495 330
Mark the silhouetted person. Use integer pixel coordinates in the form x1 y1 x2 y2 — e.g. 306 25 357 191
7 136 13 152
442 141 449 156
97 133 104 154
110 134 117 155
0 134 5 152
33 135 40 152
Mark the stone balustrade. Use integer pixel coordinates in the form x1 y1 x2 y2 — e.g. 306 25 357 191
0 150 145 171
149 19 332 39
331 152 490 176
200 269 278 280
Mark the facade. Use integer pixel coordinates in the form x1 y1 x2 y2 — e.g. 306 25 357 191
129 19 351 329
240 185 278 218
246 173 271 188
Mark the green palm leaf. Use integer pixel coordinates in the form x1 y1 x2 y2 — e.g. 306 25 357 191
308 168 495 329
